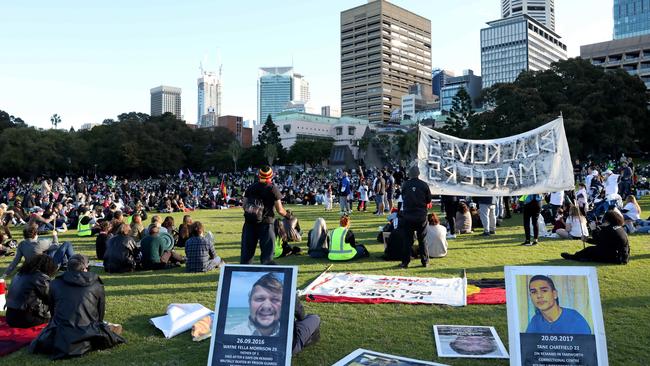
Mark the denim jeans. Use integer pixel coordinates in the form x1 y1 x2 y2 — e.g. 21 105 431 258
47 241 75 267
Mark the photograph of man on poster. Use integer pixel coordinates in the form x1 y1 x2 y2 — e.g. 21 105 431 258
226 272 283 337
526 275 591 335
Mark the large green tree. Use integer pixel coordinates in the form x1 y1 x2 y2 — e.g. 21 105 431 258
468 58 650 157
442 87 474 137
289 140 333 167
257 115 281 148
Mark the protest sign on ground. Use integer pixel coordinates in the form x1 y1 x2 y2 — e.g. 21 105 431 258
332 348 449 366
505 266 608 366
433 325 508 359
207 265 298 366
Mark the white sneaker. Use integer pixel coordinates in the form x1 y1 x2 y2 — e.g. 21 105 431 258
446 234 456 239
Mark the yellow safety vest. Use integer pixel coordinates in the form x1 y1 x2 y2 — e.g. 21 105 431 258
274 237 283 259
124 215 133 225
328 227 356 261
77 215 92 237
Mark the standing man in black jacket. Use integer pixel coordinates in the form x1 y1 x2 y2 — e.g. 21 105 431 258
399 165 433 268
241 166 289 265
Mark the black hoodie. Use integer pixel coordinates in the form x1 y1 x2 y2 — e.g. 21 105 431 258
29 271 126 359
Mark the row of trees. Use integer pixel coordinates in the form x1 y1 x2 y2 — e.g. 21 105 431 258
441 58 650 158
0 111 334 177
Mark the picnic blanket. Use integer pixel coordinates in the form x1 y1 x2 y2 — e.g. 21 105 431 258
0 316 47 356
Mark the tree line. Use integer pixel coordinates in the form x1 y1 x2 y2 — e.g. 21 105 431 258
441 58 650 159
0 111 334 178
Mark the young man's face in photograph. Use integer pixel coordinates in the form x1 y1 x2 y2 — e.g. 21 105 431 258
529 279 558 312
249 285 282 329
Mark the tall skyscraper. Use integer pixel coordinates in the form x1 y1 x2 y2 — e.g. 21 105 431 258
440 69 482 111
614 0 650 39
150 86 182 119
340 0 432 124
481 15 567 89
501 0 555 31
257 67 309 123
197 68 221 127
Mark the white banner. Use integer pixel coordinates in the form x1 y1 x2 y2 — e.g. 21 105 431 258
417 117 574 196
301 272 466 306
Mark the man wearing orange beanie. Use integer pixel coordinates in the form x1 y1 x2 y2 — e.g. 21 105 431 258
241 166 289 265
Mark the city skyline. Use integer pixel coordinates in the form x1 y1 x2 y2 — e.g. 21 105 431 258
1 0 612 129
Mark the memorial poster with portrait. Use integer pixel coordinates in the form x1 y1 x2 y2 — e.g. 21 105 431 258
433 325 509 359
207 265 298 366
332 348 450 366
505 266 608 366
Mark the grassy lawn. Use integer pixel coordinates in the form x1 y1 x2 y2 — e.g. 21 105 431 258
1 197 649 366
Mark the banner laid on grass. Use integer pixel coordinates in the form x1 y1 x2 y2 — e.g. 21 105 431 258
505 266 608 366
301 272 466 306
207 265 298 366
417 117 574 196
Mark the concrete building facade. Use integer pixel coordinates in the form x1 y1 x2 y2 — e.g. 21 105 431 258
581 34 650 89
340 0 432 124
501 0 555 31
197 70 221 127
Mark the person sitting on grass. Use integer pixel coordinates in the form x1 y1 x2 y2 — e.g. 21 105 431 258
184 221 225 272
95 221 112 260
176 214 193 248
2 225 75 277
424 212 448 258
272 217 302 259
307 218 329 259
5 254 57 328
29 254 126 360
555 206 588 240
140 226 185 270
455 202 473 234
561 209 630 264
327 215 369 261
129 213 145 242
103 223 140 273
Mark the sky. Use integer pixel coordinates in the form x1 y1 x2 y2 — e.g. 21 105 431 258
0 0 613 130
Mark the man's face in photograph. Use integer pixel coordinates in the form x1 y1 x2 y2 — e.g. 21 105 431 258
529 279 558 312
249 284 282 329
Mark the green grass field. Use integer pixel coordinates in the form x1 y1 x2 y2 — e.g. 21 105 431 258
1 198 649 366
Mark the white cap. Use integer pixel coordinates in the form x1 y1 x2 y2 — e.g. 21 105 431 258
592 170 599 176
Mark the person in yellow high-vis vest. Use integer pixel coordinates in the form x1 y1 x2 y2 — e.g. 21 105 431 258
328 215 368 261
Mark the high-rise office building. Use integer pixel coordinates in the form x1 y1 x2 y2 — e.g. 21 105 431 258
614 0 650 39
340 0 432 124
440 69 482 111
431 68 455 98
150 86 182 119
197 69 221 127
480 15 567 89
257 67 309 123
501 0 555 31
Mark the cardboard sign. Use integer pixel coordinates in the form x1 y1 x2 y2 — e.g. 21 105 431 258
207 265 298 366
332 348 449 366
505 266 608 366
433 325 509 359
